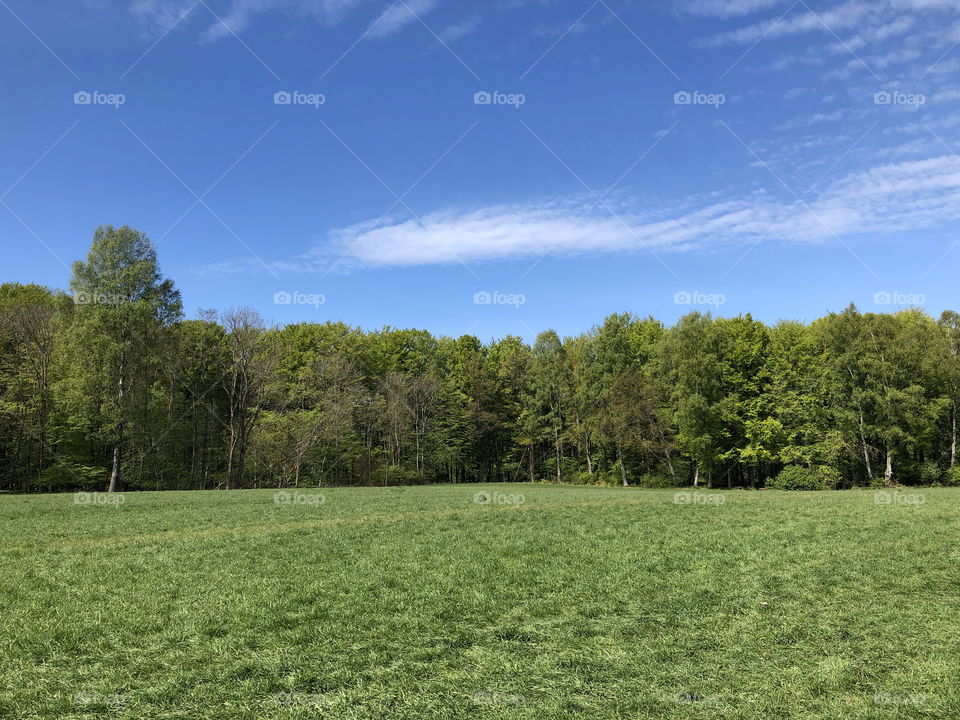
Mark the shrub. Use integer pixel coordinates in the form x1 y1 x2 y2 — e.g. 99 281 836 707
945 467 960 487
812 465 841 490
636 474 678 488
919 460 942 485
767 465 835 491
569 470 595 486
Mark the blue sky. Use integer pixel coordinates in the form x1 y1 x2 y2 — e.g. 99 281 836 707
2 0 959 340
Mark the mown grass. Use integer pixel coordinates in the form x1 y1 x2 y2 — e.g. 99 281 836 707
0 484 958 719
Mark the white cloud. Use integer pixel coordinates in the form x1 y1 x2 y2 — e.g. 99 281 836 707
131 0 198 32
288 153 960 269
703 1 874 47
681 0 789 18
783 87 811 100
130 0 435 40
367 0 438 39
436 16 479 43
202 0 279 41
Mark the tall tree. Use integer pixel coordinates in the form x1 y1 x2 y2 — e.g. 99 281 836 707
221 308 274 489
61 226 181 491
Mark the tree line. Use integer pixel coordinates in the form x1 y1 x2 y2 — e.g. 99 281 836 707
2 225 960 493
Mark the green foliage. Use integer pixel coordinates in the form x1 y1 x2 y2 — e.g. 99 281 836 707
6 231 960 494
919 460 943 485
768 465 837 491
635 473 677 488
944 467 960 487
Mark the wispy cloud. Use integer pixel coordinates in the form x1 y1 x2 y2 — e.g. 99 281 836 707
129 0 438 40
436 15 479 43
131 0 199 32
702 1 873 47
681 0 790 19
367 0 438 39
228 152 960 271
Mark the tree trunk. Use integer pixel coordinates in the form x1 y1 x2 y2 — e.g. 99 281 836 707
108 433 122 492
108 357 125 492
655 426 674 478
951 401 956 469
553 424 561 482
884 448 894 486
693 461 699 487
859 412 873 480
617 445 628 486
226 435 236 490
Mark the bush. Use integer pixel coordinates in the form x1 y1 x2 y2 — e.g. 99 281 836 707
569 470 595 486
812 465 841 490
382 465 419 485
635 474 678 488
945 467 960 487
767 465 836 491
919 460 942 485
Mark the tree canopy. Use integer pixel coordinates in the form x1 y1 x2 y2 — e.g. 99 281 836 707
2 228 958 492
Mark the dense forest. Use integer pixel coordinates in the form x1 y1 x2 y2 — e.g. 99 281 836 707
2 225 960 493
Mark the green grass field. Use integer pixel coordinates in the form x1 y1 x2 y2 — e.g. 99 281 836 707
1 484 958 719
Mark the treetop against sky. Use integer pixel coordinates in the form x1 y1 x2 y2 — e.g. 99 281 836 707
3 0 960 341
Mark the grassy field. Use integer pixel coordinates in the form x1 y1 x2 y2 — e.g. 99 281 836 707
1 484 958 719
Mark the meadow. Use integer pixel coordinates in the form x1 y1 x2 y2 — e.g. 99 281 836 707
0 484 958 719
